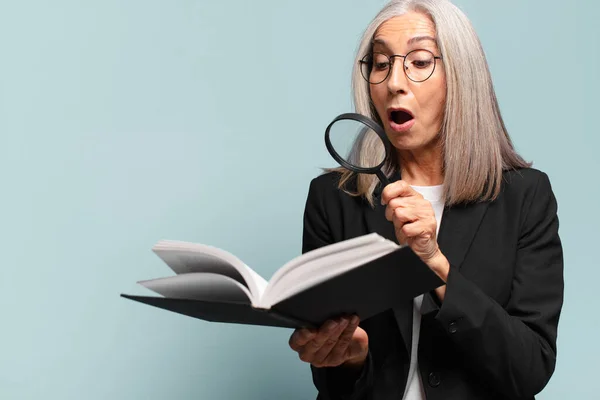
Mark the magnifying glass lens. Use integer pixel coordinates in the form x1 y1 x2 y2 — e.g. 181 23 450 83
325 113 392 187
327 118 386 169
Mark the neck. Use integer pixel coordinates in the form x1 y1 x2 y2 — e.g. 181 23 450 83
396 143 444 186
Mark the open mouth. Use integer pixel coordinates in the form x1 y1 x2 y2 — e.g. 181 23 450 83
389 109 414 125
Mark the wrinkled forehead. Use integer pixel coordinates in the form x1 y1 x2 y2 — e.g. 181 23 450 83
372 13 439 53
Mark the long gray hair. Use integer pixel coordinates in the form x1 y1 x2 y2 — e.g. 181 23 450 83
330 0 530 207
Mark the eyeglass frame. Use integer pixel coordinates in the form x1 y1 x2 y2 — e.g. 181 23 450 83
359 49 443 84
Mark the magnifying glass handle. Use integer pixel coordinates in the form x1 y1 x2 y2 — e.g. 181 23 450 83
375 170 390 187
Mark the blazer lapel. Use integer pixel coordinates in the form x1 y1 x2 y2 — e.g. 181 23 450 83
420 200 490 316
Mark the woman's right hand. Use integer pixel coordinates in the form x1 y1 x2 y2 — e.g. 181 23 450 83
288 315 369 369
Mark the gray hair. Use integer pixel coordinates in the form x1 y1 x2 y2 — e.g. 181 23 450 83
329 0 530 207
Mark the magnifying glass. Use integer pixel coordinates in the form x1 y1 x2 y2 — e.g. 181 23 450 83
325 113 392 187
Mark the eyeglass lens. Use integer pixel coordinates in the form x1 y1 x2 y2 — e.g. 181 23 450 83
361 50 437 84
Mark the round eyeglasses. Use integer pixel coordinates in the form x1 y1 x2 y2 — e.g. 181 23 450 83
359 49 442 84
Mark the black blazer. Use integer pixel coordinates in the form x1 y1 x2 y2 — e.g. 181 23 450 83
301 167 564 400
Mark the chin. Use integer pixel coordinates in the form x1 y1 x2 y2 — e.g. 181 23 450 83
387 133 437 153
385 130 417 149
391 140 423 152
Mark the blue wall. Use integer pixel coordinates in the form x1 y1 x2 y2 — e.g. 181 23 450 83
1 0 596 398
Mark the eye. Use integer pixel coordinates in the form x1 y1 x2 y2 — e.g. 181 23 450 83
374 61 390 70
411 59 433 69
372 53 390 70
406 50 436 70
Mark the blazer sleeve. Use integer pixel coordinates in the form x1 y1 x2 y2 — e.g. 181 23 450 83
301 176 374 400
433 171 564 398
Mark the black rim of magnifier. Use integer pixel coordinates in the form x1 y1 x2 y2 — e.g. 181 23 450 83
325 113 391 174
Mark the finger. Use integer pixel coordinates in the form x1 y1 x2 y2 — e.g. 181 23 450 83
387 196 431 215
388 196 420 209
311 318 351 365
388 204 419 224
388 197 436 225
381 180 420 205
395 225 408 245
346 336 367 360
401 219 435 239
300 319 343 360
323 315 360 367
289 328 317 351
402 217 437 237
384 197 411 221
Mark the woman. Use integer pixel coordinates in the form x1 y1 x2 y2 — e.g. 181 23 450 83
288 0 564 399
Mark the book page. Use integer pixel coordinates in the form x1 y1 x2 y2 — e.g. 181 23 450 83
154 250 244 282
260 240 399 307
152 240 266 301
242 266 268 299
266 233 385 290
138 272 253 304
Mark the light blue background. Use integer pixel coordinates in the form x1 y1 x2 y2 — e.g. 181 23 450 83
0 0 597 399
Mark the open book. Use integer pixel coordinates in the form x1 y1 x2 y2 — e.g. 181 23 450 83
121 233 443 329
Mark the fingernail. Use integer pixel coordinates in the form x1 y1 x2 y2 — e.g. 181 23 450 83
328 320 339 329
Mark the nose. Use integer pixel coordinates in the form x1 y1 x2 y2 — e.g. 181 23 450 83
386 57 408 95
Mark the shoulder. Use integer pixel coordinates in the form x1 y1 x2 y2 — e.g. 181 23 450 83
304 170 364 219
309 169 343 190
302 170 359 251
306 170 358 201
500 167 555 202
308 169 356 190
304 171 339 209
496 167 559 231
502 167 550 188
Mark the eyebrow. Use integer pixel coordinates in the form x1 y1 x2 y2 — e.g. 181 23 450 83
372 35 437 47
